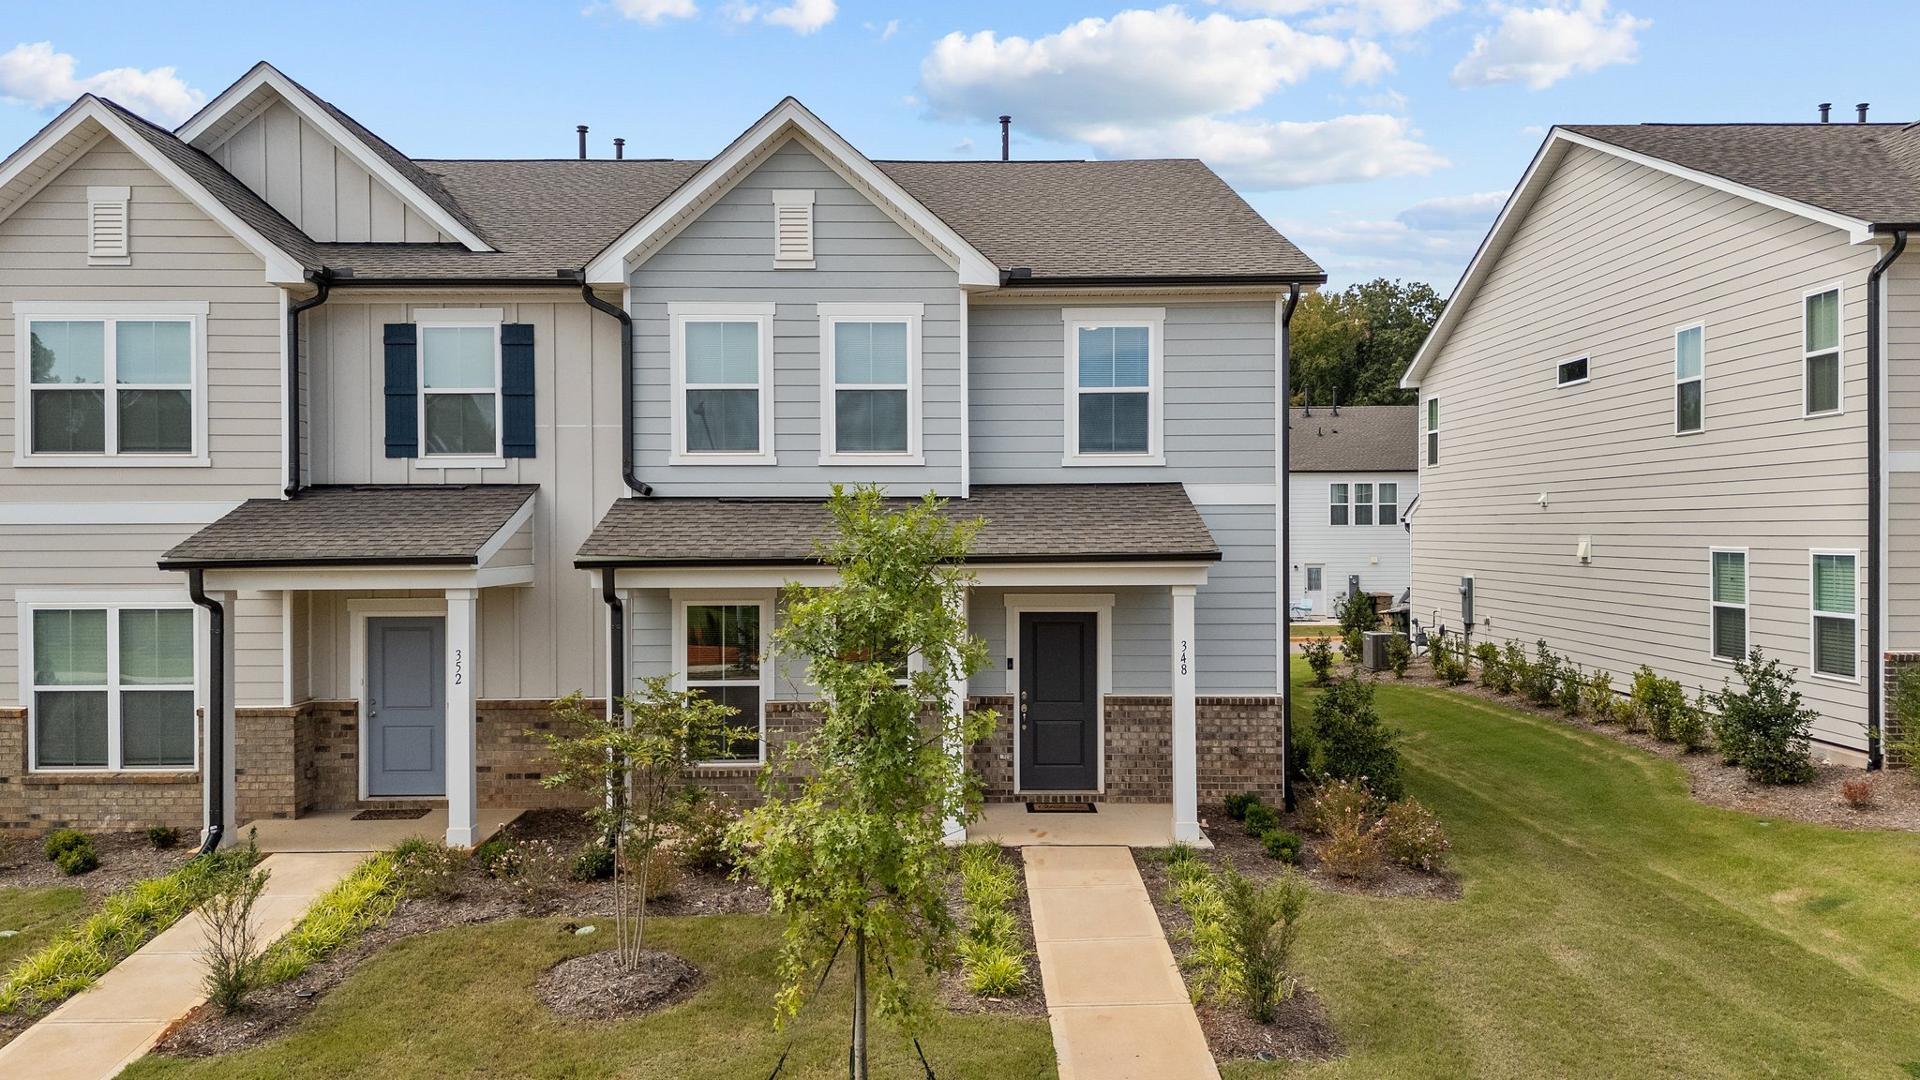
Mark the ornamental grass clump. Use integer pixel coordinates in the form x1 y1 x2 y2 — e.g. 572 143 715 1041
257 849 410 985
956 843 1028 997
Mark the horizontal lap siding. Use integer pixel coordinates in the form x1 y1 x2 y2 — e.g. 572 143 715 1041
1289 471 1416 616
1194 504 1278 693
968 587 1173 697
1412 144 1875 753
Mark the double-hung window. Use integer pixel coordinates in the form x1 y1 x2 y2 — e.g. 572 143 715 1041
1354 483 1376 525
818 303 921 464
17 302 207 466
1709 549 1746 662
418 320 501 459
1675 324 1704 434
680 599 769 763
1803 285 1842 417
1064 308 1164 465
1378 482 1398 524
26 601 197 771
1329 483 1349 526
1330 481 1398 526
1810 551 1858 679
670 302 776 464
1426 398 1440 466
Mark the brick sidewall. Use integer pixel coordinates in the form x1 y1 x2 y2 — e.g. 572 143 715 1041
0 707 202 832
1884 653 1917 767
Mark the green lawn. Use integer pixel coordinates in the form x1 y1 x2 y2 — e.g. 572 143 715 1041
122 913 1054 1080
1240 662 1920 1079
0 886 89 971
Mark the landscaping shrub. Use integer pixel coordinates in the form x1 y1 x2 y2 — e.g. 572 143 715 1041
1317 811 1386 882
1386 633 1412 679
1301 636 1336 686
1303 675 1404 801
473 834 511 876
55 845 99 877
497 838 572 904
1217 862 1309 1023
1473 641 1507 692
1521 641 1561 706
258 849 409 985
1224 791 1263 821
1840 777 1875 810
43 829 91 863
1302 778 1377 835
1169 867 1237 1004
1708 648 1817 784
1672 691 1711 753
147 825 182 850
1582 669 1617 723
1889 666 1920 768
1336 589 1378 660
627 843 681 902
1501 640 1531 697
1557 664 1583 717
1629 665 1684 738
960 942 1026 996
201 863 270 1012
676 789 736 872
392 837 464 900
1242 802 1281 838
572 841 616 882
1260 828 1303 865
1379 799 1449 871
1430 635 1469 686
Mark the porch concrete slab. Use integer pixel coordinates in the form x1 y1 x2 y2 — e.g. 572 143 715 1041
243 807 520 853
1019 846 1144 888
1049 1004 1221 1080
969 801 1202 848
1028 884 1165 942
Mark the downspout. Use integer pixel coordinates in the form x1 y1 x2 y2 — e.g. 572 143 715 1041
1867 228 1908 770
1278 283 1302 811
188 569 226 855
578 279 652 497
284 270 332 497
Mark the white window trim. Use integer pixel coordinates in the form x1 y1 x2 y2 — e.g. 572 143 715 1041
414 310 506 469
347 598 449 802
816 302 924 466
771 188 815 269
86 185 131 266
1802 282 1845 419
1003 593 1114 796
1675 322 1706 436
671 592 775 768
1377 480 1399 526
12 300 210 468
668 301 778 466
1329 482 1350 527
18 591 202 774
1809 548 1861 683
1426 396 1440 467
1555 354 1590 388
1062 307 1166 467
1708 546 1747 664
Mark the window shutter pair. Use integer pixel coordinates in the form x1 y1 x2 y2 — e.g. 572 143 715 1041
382 322 536 459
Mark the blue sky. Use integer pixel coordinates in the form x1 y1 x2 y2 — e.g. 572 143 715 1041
2 2 1914 289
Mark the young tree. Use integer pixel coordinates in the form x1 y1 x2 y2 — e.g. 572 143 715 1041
539 680 731 969
731 485 996 1078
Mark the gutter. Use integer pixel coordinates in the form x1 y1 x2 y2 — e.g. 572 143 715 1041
999 271 1328 289
187 569 226 855
1278 282 1302 812
573 549 1224 571
1867 228 1908 770
575 276 652 498
284 269 332 497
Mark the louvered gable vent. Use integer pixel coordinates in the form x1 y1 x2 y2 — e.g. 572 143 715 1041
87 186 130 264
771 189 814 267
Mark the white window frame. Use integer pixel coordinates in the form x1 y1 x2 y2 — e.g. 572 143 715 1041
1708 546 1747 664
1809 548 1860 683
1801 283 1844 419
13 301 210 468
816 302 923 466
1062 307 1165 467
669 301 777 466
1555 354 1590 388
17 589 201 774
1426 396 1440 466
1675 322 1705 435
414 309 505 469
1377 481 1399 526
1329 482 1350 526
671 592 774 767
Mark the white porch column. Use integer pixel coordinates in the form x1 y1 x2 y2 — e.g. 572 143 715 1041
1171 584 1202 843
445 588 479 848
943 588 970 845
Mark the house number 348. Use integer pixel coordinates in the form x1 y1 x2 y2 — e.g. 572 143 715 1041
453 649 464 686
1179 640 1189 677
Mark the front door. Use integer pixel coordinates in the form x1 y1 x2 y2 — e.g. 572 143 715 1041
1304 565 1325 616
366 617 446 797
1019 611 1099 791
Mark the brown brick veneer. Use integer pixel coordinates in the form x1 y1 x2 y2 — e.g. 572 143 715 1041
0 706 202 832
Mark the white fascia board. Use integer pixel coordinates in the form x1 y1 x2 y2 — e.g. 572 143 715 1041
473 494 537 567
585 98 999 288
610 559 1212 591
177 64 493 253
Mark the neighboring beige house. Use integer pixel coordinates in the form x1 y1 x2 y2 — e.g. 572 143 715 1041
1402 118 1920 767
0 63 1323 846
1286 405 1416 618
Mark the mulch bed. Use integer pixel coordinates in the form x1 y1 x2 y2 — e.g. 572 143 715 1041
1197 811 1459 901
0 830 195 899
537 948 702 1022
937 845 1047 1019
1400 667 1920 832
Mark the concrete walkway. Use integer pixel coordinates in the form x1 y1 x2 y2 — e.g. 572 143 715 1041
0 851 365 1080
1022 846 1219 1080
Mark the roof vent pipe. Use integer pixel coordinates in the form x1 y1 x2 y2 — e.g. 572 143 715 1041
577 124 588 158
999 115 1011 160
614 138 625 160
1819 102 1831 123
1858 103 1870 123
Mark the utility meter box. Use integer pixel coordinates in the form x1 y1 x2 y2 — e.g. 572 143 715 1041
1459 576 1474 626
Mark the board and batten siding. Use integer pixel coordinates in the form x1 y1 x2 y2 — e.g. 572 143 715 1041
629 138 965 497
207 99 448 244
1289 470 1416 617
1410 142 1877 755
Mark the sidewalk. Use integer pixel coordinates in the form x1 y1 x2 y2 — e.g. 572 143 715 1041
0 850 365 1080
1022 846 1219 1080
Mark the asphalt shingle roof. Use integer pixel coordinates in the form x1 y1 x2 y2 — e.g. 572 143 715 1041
1289 406 1417 472
160 485 537 568
575 484 1220 566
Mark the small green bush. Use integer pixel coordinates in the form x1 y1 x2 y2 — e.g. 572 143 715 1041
1891 666 1920 767
960 940 1027 996
392 837 464 899
1386 633 1412 679
54 846 99 876
1301 636 1337 686
43 829 91 862
1672 690 1711 753
147 825 182 850
472 834 511 876
1242 802 1280 837
1336 589 1378 660
676 788 736 872
1521 641 1561 706
202 863 270 1012
1430 635 1470 685
1223 792 1263 821
1501 640 1531 696
1379 798 1449 871
1582 669 1617 723
1260 828 1303 864
571 842 616 881
1218 862 1309 1023
1473 641 1508 692
1557 664 1583 717
1303 674 1404 802
1709 648 1817 784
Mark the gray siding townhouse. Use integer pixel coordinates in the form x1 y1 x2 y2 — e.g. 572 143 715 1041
1286 405 1417 618
0 62 1322 847
1402 117 1920 767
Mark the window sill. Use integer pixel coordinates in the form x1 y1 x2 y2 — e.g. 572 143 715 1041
1061 454 1165 468
1803 409 1845 420
1808 670 1861 685
13 454 210 469
688 760 765 771
819 453 925 468
668 453 780 467
24 769 198 785
1556 378 1590 389
1675 428 1704 437
412 457 509 470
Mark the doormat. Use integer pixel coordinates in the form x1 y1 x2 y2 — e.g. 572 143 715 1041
351 808 431 821
1025 801 1097 814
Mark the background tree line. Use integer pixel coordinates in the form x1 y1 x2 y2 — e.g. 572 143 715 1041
1289 278 1445 408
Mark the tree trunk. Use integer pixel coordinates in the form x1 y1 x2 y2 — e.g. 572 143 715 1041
852 927 868 1080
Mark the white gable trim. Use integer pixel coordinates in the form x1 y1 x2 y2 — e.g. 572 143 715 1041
1401 127 1876 390
0 98 307 285
585 98 1000 288
177 63 492 253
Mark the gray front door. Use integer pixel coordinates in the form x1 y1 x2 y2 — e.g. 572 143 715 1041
1019 611 1099 791
366 617 446 797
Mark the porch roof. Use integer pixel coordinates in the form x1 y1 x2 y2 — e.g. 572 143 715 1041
158 485 538 569
574 483 1221 568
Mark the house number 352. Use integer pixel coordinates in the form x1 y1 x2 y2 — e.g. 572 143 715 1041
1179 640 1189 677
453 649 464 686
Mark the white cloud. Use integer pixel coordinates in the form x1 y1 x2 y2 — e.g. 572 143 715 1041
607 0 698 22
1279 189 1506 285
866 17 901 41
1225 0 1461 35
953 136 975 156
763 0 836 33
0 42 204 123
1451 1 1649 90
1394 189 1507 231
1345 40 1394 83
1090 113 1445 189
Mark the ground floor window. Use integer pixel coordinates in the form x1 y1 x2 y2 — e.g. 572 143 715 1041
28 604 196 770
683 600 766 762
1710 549 1746 661
1811 552 1857 679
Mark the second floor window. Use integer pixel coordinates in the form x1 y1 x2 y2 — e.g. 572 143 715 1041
819 304 922 463
1675 324 1704 434
1803 285 1842 417
19 304 206 465
1065 308 1164 465
420 324 500 457
671 303 775 464
1426 397 1440 466
1330 481 1397 526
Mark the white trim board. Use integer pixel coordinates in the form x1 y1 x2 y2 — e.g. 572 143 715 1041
610 560 1213 591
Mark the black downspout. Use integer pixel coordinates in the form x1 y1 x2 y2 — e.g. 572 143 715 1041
1866 229 1908 770
1279 283 1302 811
284 270 332 497
578 281 652 497
602 568 625 705
188 569 226 855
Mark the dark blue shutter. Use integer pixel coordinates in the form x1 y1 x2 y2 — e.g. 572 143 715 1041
383 324 418 458
501 323 535 459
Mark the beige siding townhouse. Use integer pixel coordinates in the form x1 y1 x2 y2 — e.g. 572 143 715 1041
1402 117 1920 767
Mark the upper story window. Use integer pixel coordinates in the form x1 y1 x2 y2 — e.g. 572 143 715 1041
1555 356 1589 387
1675 324 1704 434
419 322 501 458
818 303 922 465
383 311 533 465
670 302 776 466
1803 285 1842 417
1810 551 1858 680
15 302 208 468
1425 397 1440 466
1064 307 1165 466
26 600 197 771
1330 481 1397 526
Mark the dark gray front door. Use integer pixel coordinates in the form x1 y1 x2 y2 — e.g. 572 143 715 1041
366 617 445 797
1019 611 1099 791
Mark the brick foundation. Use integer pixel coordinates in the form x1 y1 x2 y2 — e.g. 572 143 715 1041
1884 653 1917 767
0 707 202 832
